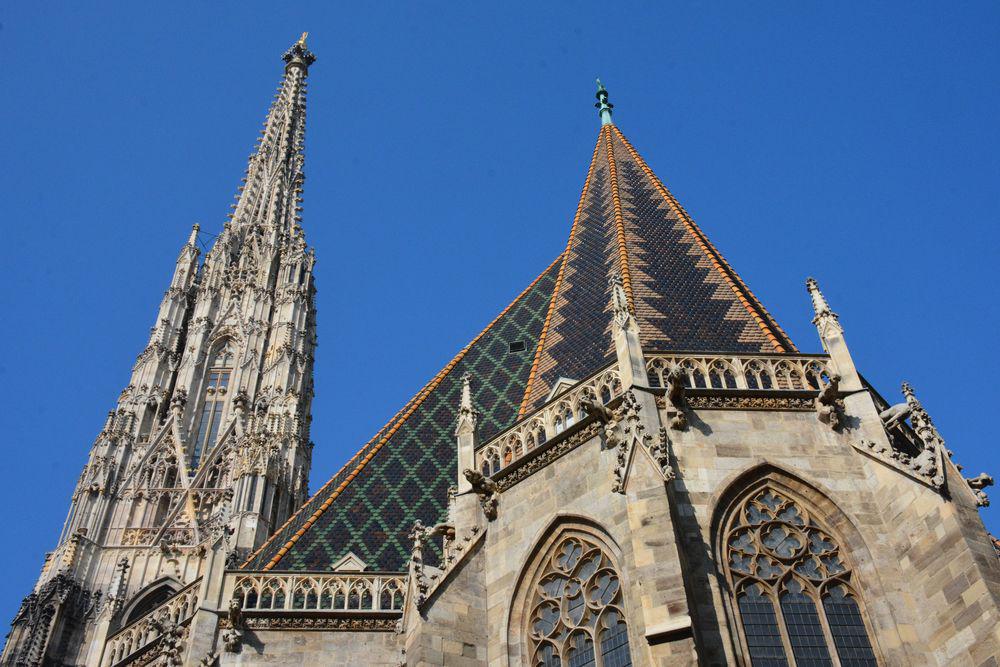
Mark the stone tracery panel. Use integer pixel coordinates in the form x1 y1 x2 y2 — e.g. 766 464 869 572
721 486 878 666
525 534 633 667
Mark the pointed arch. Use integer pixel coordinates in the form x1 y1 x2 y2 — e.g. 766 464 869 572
710 463 884 666
508 516 636 666
118 576 182 627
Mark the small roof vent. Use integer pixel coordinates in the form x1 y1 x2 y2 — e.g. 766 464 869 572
508 340 526 353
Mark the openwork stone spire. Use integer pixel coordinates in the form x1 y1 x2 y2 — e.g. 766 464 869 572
227 34 315 239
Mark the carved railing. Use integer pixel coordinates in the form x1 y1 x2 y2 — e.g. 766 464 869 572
645 353 832 391
476 366 624 475
103 579 200 666
477 353 835 478
231 572 406 614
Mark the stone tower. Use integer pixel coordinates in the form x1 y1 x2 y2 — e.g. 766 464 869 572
2 35 318 667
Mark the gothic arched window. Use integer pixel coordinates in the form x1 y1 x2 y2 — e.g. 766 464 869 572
721 486 878 666
526 534 633 667
191 340 235 468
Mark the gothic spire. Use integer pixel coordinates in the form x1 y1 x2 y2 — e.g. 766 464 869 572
226 35 315 240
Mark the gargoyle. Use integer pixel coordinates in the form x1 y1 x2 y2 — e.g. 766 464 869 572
579 397 614 424
967 473 994 508
463 469 499 520
426 522 456 542
815 374 844 430
222 627 243 653
664 365 688 430
227 597 242 631
879 402 911 431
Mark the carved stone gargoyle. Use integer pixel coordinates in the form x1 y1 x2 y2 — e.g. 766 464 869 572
579 397 614 424
463 469 499 520
815 374 844 430
664 365 688 430
967 473 994 508
216 597 243 653
879 402 911 431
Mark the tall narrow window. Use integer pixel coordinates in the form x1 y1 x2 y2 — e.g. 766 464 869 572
525 534 633 667
191 340 235 468
138 402 157 442
721 486 878 666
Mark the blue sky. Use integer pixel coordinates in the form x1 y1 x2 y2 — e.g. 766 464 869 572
0 2 997 622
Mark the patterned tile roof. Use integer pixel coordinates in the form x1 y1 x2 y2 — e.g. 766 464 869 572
244 123 795 573
243 257 561 571
519 125 795 412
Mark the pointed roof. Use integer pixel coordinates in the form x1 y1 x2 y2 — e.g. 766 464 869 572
518 123 794 412
243 102 795 573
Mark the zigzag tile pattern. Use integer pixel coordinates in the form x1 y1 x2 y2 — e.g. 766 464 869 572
529 166 618 410
524 126 793 409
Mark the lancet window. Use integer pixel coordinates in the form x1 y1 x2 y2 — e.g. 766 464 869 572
191 340 235 468
526 535 633 667
721 486 878 666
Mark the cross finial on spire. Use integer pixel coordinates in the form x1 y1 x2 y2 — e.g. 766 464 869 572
595 78 614 126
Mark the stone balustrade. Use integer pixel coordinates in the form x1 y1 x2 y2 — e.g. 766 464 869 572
476 353 834 478
476 366 624 476
646 352 832 391
103 580 199 666
230 572 406 614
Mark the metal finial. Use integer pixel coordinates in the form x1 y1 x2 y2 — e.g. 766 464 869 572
298 32 309 46
595 78 614 126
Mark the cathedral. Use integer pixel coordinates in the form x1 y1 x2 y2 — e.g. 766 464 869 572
4 35 999 667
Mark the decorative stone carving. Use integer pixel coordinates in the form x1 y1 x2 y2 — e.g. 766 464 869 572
814 373 844 430
148 609 187 666
579 397 614 424
8 574 97 667
663 365 688 430
220 624 243 652
879 401 911 431
494 422 602 492
650 428 676 481
901 382 945 488
806 276 843 336
463 469 499 520
169 389 187 415
237 616 398 631
609 390 656 494
966 473 994 507
408 520 432 607
683 395 814 411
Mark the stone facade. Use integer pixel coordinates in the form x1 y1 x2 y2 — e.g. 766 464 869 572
5 37 999 667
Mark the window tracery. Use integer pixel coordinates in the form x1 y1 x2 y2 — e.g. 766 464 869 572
527 535 633 667
191 340 235 468
722 486 877 666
